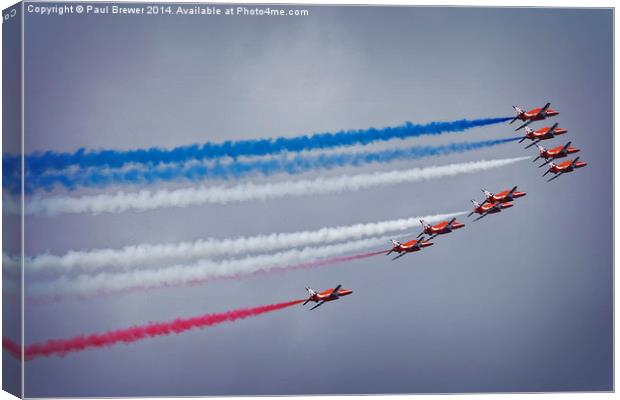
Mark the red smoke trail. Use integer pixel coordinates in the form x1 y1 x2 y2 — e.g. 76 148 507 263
2 337 21 359
3 299 303 361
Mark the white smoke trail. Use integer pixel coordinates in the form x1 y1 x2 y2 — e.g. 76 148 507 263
3 253 19 271
27 236 394 298
24 157 530 216
19 211 464 275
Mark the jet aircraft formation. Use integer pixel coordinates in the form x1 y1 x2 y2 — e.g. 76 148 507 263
510 102 587 181
307 103 588 311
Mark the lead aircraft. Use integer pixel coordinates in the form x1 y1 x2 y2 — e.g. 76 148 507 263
303 285 353 310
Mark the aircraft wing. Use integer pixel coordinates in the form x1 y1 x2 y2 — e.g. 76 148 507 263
310 301 325 310
472 213 488 222
547 122 559 135
547 172 564 182
491 203 504 211
540 102 551 115
515 120 531 131
447 217 457 228
561 141 572 153
329 285 342 299
524 139 540 149
538 159 551 168
508 186 518 196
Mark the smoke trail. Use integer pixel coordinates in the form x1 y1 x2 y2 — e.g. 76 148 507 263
26 138 518 192
275 250 388 275
2 337 20 359
3 300 303 360
7 116 511 179
27 237 390 299
21 212 463 275
24 157 530 216
2 253 20 274
184 249 388 287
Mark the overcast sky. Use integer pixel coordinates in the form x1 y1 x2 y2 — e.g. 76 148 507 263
4 4 613 396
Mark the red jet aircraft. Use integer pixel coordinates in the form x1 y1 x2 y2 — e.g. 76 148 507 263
417 217 465 239
468 200 513 222
303 285 353 310
543 157 588 182
510 102 559 131
386 238 434 261
480 186 526 206
534 141 580 167
518 123 567 149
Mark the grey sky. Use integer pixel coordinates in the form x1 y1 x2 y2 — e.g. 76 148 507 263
7 4 614 396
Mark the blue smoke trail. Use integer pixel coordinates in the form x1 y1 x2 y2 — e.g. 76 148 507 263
26 137 519 192
6 116 511 178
